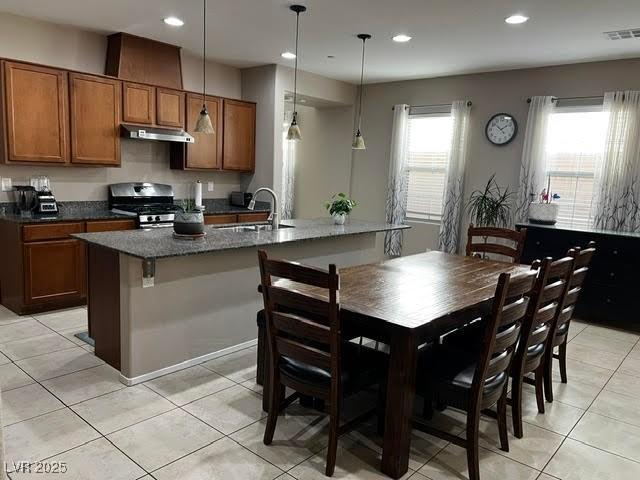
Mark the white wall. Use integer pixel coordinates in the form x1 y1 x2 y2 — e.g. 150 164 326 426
351 58 640 253
240 63 357 210
0 12 244 202
293 104 354 218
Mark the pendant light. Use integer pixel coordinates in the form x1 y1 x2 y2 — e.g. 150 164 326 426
286 4 306 141
352 33 371 150
194 0 214 134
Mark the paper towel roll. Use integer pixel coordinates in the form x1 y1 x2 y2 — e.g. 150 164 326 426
195 181 203 208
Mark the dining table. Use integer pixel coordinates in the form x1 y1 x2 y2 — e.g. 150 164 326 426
263 251 530 478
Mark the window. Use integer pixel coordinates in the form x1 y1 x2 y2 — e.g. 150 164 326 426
406 114 453 222
544 106 608 229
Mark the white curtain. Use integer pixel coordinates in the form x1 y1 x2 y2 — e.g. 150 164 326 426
438 100 471 253
515 96 555 223
593 91 640 232
384 104 410 256
281 111 296 220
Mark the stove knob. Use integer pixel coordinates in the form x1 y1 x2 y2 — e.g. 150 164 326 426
147 216 153 222
155 216 161 222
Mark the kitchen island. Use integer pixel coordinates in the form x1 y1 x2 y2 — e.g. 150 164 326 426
74 218 408 385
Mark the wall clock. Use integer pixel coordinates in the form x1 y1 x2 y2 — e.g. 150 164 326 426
486 113 517 146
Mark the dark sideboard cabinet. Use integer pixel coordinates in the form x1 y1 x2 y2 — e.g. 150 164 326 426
516 223 639 332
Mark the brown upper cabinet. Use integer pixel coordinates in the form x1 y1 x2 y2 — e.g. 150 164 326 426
122 82 154 125
171 93 223 170
3 61 69 164
69 73 121 166
156 88 185 128
222 99 256 172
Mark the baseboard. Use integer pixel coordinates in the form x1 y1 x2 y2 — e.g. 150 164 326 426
118 338 258 386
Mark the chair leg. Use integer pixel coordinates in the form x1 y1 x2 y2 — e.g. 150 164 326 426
325 398 340 477
543 349 554 403
263 373 282 445
511 375 524 439
534 366 545 414
466 409 481 480
377 382 388 435
559 341 568 384
497 386 509 452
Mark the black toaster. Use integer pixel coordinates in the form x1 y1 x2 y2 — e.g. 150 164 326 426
230 191 253 207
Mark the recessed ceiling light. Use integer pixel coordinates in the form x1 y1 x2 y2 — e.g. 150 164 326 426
281 51 296 59
505 14 529 25
392 34 412 43
163 17 184 27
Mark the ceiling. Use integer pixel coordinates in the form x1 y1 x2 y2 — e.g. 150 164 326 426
1 0 640 84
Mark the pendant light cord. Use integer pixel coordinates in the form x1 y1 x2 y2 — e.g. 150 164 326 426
357 37 366 130
202 0 206 104
293 10 300 113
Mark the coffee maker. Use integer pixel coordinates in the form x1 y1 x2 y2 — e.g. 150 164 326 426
31 176 58 215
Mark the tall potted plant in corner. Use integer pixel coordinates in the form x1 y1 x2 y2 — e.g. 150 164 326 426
324 193 357 225
467 174 514 227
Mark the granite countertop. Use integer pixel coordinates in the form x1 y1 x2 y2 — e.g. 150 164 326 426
516 222 640 239
73 218 410 260
0 199 270 224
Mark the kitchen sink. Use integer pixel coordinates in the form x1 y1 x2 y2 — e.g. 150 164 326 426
214 223 294 232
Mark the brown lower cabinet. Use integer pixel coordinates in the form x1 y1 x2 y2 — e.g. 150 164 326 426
0 218 135 315
23 239 85 305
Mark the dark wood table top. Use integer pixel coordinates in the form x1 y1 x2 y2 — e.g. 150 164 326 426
274 251 529 335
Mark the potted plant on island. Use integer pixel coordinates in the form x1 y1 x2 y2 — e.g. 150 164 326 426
324 193 357 225
174 198 205 236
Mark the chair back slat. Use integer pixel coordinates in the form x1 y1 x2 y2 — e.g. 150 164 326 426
471 269 536 409
267 286 331 319
272 312 331 345
570 267 588 287
499 298 530 327
263 257 332 288
275 337 332 370
465 224 527 263
486 350 514 379
493 323 522 352
541 280 566 303
258 250 340 392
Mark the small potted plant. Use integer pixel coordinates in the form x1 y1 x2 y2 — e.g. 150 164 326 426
324 193 357 225
174 198 205 236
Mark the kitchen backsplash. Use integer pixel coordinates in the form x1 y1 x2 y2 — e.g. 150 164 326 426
0 139 246 203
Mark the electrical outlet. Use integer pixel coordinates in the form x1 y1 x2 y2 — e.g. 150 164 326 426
207 181 215 192
1 177 12 192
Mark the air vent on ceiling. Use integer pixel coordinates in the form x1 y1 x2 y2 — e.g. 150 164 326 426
603 28 640 40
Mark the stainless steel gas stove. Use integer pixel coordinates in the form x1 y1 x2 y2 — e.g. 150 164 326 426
108 183 180 229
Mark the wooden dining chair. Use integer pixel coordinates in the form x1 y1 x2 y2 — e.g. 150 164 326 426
543 242 596 402
257 250 386 477
509 254 574 438
414 269 537 480
466 224 527 263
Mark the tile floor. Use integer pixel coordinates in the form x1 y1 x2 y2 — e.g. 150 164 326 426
1 304 640 480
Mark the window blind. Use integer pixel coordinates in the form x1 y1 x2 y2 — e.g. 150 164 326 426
406 114 453 222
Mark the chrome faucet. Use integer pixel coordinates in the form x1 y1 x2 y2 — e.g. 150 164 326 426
248 187 279 230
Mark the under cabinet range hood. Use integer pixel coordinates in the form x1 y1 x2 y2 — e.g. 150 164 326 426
120 124 194 144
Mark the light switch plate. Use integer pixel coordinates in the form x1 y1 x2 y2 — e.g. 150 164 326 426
1 177 12 192
207 181 215 192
